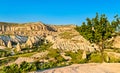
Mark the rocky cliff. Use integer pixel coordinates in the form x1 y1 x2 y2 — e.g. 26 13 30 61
0 22 118 52
0 22 57 36
0 22 94 52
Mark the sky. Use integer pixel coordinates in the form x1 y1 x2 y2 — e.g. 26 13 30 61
0 0 120 25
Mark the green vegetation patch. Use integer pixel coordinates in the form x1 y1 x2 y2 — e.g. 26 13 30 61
88 52 103 63
0 49 12 58
59 32 75 39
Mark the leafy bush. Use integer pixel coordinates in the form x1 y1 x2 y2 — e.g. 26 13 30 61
59 32 74 39
47 49 60 58
65 51 83 64
3 61 67 73
3 61 37 73
0 57 17 66
3 64 20 73
88 52 103 63
20 61 37 72
0 49 11 58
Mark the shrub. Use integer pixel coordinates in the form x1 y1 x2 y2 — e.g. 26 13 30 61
88 52 103 63
65 51 83 64
20 61 37 72
0 49 11 58
3 64 20 73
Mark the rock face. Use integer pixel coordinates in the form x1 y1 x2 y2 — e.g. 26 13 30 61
0 39 6 46
0 35 28 48
113 36 120 48
60 53 72 60
14 57 34 64
0 35 43 49
1 22 93 52
1 22 119 52
0 22 57 36
52 36 95 52
26 36 42 48
26 37 33 48
16 43 21 52
82 51 87 59
7 40 12 48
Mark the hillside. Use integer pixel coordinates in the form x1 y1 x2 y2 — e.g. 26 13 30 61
0 21 120 73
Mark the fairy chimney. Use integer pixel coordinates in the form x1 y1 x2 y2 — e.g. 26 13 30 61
7 40 12 48
26 37 33 48
16 43 21 52
82 50 87 59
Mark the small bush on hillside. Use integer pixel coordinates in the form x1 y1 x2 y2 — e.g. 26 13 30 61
3 64 20 73
65 51 83 64
0 49 11 58
88 52 103 63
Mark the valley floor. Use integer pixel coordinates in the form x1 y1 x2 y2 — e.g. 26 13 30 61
32 63 120 73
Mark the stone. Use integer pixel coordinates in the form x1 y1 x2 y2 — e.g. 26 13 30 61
60 53 72 60
16 43 21 52
26 37 33 48
113 36 120 48
0 39 6 46
7 40 12 48
82 50 86 59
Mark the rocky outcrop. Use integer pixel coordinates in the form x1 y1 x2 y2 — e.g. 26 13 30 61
26 37 33 48
14 57 34 64
16 43 21 52
2 22 119 52
0 35 43 49
113 36 120 48
52 36 95 52
0 39 6 46
60 53 72 60
0 22 57 36
26 36 42 48
0 35 28 45
31 51 48 59
82 51 87 59
7 40 12 48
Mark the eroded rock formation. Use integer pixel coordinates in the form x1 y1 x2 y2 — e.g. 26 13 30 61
0 22 119 52
16 43 21 52
0 39 6 46
113 36 120 48
0 22 57 36
7 40 12 48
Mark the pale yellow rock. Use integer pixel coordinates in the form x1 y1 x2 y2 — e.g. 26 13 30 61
7 40 12 48
26 37 33 48
0 39 6 46
82 50 86 59
113 36 120 48
16 43 21 52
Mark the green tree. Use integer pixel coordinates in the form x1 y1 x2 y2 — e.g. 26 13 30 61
75 13 120 62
